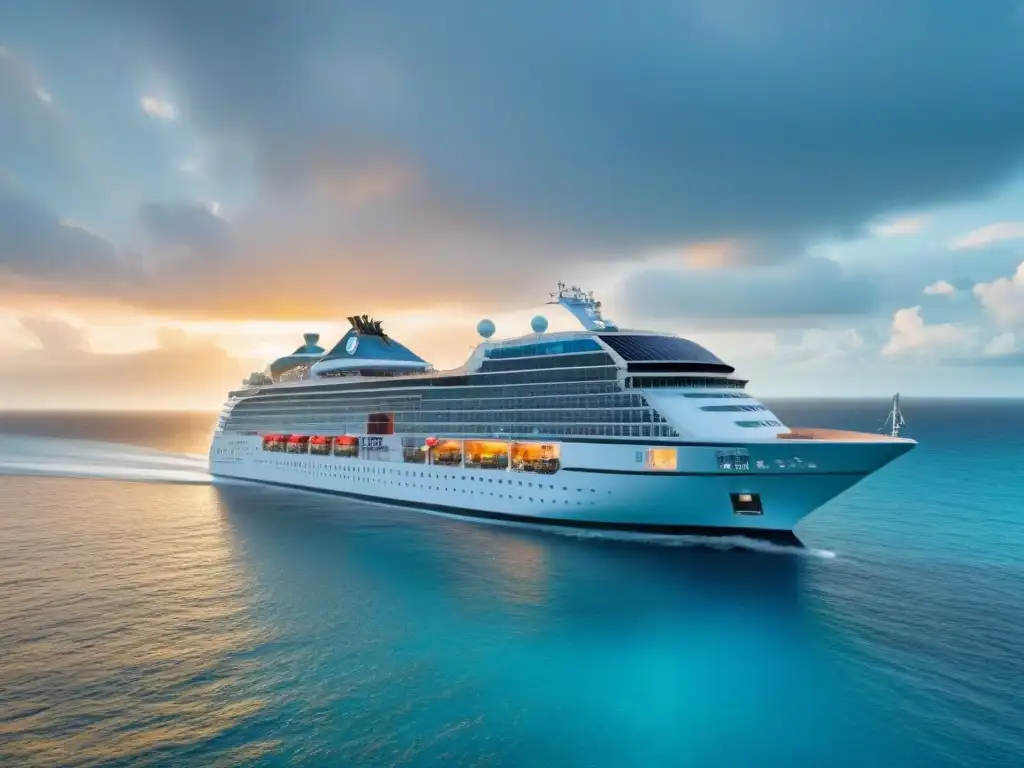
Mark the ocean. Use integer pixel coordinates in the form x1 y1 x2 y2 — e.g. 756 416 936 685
0 399 1021 767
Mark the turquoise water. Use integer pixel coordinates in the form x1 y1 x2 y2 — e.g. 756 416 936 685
0 400 1021 767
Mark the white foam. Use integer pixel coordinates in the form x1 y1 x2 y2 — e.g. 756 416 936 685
552 528 837 559
0 435 214 486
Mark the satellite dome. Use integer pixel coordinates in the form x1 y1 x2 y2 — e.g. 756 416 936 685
477 319 496 339
530 315 549 333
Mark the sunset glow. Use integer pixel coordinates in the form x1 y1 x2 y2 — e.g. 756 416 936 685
2 2 1024 410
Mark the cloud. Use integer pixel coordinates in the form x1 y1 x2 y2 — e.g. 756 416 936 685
777 328 868 366
972 261 1024 328
17 316 89 352
881 306 975 357
140 96 176 120
0 325 263 410
125 1 1024 250
888 262 1024 365
871 215 929 238
617 257 880 326
0 45 79 188
942 329 1024 366
8 2 1014 272
138 201 231 253
984 331 1017 356
923 279 957 296
3 1 1024 323
0 176 139 292
950 222 1024 250
678 236 803 269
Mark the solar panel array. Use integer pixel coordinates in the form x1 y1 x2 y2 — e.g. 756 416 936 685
599 335 727 365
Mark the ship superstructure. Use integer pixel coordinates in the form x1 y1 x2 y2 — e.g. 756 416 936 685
209 286 916 541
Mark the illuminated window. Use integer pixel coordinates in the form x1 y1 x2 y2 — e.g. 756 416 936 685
510 442 561 474
431 439 463 467
730 492 763 515
465 440 510 469
647 448 677 471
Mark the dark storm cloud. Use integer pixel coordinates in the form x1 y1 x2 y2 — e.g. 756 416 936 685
95 0 1024 252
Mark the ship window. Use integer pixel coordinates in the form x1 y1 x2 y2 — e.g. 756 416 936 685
479 352 614 374
626 376 748 389
486 338 602 359
647 448 677 471
700 404 766 412
403 444 427 463
683 392 750 399
511 442 561 474
735 420 783 428
430 439 463 467
464 440 510 470
730 493 763 515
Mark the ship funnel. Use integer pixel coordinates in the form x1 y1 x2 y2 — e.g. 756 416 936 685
303 333 320 348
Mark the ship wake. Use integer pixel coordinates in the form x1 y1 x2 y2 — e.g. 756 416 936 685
0 435 215 486
555 528 837 559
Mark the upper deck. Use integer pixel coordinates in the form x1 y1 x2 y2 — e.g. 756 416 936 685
224 285 809 443
231 327 746 397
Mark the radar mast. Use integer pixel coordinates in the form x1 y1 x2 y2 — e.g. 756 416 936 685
882 393 906 438
547 281 618 331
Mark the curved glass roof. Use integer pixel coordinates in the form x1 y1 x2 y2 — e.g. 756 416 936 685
598 334 729 366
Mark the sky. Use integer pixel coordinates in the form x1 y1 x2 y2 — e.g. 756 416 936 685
2 0 1024 410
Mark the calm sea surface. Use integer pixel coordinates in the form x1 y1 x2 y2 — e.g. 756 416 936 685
0 400 1022 767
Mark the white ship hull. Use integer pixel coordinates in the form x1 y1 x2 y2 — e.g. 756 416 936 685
211 287 917 543
209 431 914 542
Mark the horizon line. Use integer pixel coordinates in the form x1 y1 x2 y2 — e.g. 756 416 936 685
1 394 1022 416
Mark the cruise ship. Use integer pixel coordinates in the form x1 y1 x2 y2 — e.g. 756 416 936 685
209 284 916 542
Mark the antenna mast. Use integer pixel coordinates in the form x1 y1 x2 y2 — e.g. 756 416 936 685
547 281 619 331
882 393 905 438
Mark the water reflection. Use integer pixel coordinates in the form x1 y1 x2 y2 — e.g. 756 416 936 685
0 478 273 768
215 483 808 628
0 474 868 768
213 484 835 767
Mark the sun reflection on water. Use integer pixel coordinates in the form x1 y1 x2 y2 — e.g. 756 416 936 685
0 477 273 767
